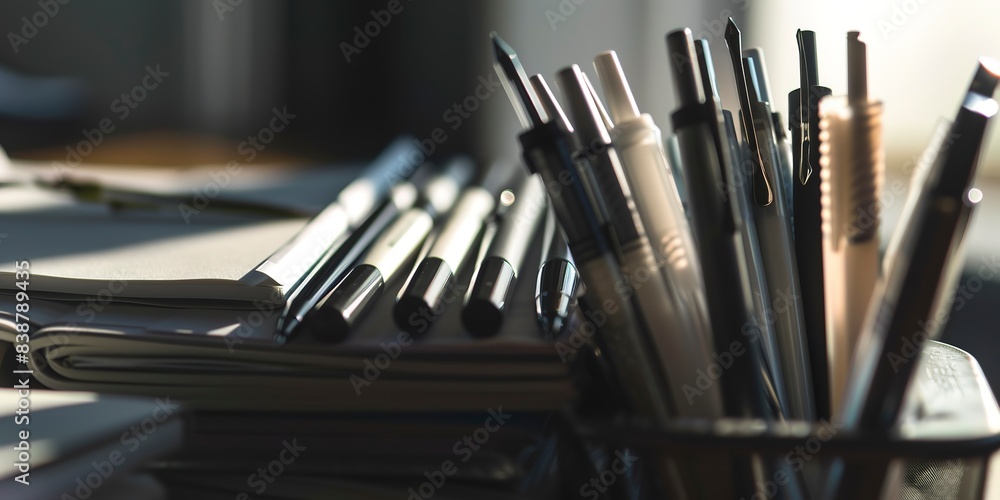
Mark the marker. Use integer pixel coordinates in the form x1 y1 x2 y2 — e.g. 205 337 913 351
462 173 546 338
305 162 470 341
394 159 504 335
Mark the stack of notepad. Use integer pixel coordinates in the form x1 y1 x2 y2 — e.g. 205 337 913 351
0 156 574 413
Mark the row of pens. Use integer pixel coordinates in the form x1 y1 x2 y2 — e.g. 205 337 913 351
483 17 998 497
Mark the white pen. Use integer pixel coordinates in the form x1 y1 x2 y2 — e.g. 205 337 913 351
818 32 884 415
555 64 723 418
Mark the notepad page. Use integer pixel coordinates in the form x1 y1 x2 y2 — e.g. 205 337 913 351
0 185 307 301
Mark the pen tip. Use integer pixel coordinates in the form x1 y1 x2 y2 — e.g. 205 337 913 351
971 57 1000 97
726 17 740 37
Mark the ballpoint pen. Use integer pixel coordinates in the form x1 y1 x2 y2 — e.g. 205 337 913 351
789 29 833 420
304 162 470 341
819 32 884 416
251 136 419 290
828 57 999 500
394 159 504 335
591 50 726 417
461 172 546 338
694 38 788 415
556 63 724 419
667 28 794 500
491 32 674 423
666 27 777 422
744 47 794 218
534 203 580 339
727 20 814 422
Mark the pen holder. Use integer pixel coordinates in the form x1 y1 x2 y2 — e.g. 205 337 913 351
568 341 1000 499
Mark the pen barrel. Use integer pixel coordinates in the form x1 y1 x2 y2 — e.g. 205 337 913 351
619 240 723 418
576 256 673 421
427 188 495 273
518 124 606 263
338 136 421 225
747 102 815 421
518 124 673 421
484 175 547 275
818 96 884 415
722 110 789 415
671 104 773 419
612 116 702 279
361 208 434 280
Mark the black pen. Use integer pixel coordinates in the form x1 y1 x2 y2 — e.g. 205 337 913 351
789 29 833 420
462 172 546 338
273 137 422 341
393 160 506 335
534 203 580 339
693 38 789 415
492 32 673 421
304 161 471 341
666 27 778 421
828 57 999 500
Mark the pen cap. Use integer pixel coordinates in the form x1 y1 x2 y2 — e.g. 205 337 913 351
593 51 641 125
462 256 517 338
395 257 455 334
312 264 385 342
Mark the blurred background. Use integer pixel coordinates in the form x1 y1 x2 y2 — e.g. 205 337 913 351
0 0 998 377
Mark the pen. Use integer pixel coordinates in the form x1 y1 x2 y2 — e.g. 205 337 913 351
255 136 419 290
278 185 412 343
829 57 999 500
394 159 502 335
789 29 834 420
667 28 793 500
273 137 422 340
492 32 674 422
305 162 470 341
729 46 815 420
461 172 547 338
694 38 789 415
534 203 580 339
818 32 884 416
557 63 724 418
666 27 778 421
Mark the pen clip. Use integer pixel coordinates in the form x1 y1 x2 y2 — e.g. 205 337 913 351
796 30 816 185
725 18 773 206
491 32 548 129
